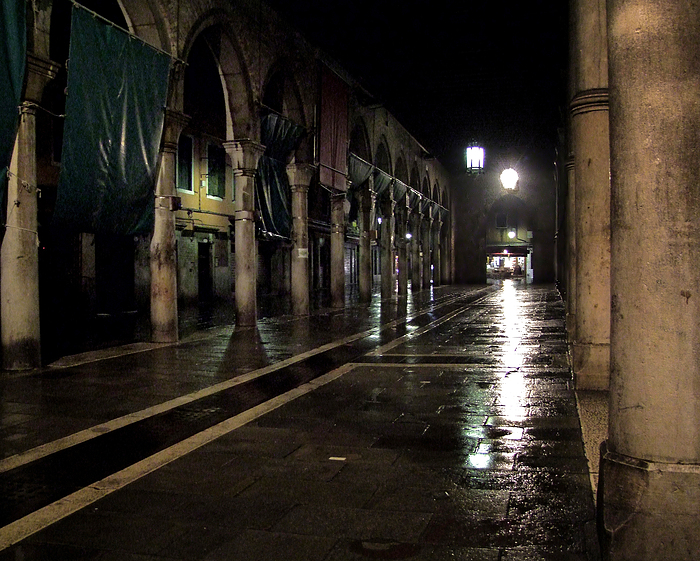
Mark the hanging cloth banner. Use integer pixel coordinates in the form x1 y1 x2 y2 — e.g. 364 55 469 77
348 153 373 188
0 0 26 211
393 179 408 201
347 153 373 224
408 188 422 210
373 169 393 198
255 112 305 239
53 4 171 235
319 65 348 192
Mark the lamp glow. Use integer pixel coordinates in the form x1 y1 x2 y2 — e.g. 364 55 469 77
500 168 519 190
508 230 516 239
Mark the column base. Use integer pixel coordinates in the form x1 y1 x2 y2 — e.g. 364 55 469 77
599 442 700 560
572 341 609 390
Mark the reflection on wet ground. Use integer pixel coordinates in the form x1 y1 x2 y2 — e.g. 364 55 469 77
0 282 599 560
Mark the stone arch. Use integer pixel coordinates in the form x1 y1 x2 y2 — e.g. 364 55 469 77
182 13 256 141
421 176 430 198
375 138 392 174
261 59 310 161
441 186 449 209
410 164 420 192
395 155 409 184
432 182 439 204
349 119 372 163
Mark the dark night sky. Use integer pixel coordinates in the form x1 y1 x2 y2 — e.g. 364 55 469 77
266 0 569 175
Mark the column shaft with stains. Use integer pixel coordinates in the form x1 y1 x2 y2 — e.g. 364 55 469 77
570 0 611 389
602 1 700 557
225 140 265 327
151 110 189 343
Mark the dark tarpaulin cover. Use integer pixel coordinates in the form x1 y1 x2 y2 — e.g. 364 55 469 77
255 113 305 239
53 5 171 235
347 153 373 223
319 65 348 192
0 0 26 210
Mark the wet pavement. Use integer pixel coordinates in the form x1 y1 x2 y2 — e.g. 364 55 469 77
0 282 600 560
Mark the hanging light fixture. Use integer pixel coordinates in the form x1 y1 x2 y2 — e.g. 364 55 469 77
466 143 485 175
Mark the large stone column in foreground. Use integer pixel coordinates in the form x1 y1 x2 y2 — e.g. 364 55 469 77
151 110 189 343
570 0 611 390
225 140 265 327
1 55 58 369
602 2 700 558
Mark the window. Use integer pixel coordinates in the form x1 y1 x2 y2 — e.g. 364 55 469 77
177 135 193 192
207 144 226 199
496 213 507 229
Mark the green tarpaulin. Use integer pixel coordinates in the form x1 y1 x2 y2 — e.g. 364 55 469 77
0 0 26 211
255 113 305 239
54 5 171 235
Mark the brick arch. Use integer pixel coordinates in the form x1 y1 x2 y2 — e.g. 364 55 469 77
182 13 256 141
410 164 421 191
421 176 430 198
375 137 392 174
120 0 171 52
395 154 409 184
261 59 310 161
349 118 372 162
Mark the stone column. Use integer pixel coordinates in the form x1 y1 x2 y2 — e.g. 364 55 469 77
433 219 443 287
1 55 58 370
411 212 422 291
358 178 375 303
150 110 189 343
440 216 450 285
225 140 265 327
287 163 315 316
565 156 576 340
379 193 395 299
601 2 700 558
570 0 610 390
396 194 409 297
330 192 346 308
422 216 433 289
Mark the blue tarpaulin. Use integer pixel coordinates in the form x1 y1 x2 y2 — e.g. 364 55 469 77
53 5 171 235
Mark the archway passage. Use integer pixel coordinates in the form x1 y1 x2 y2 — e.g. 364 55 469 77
485 193 534 283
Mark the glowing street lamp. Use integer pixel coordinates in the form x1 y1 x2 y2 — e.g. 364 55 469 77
500 168 519 190
466 144 485 175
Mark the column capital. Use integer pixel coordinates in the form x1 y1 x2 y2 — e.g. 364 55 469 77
224 139 266 174
286 162 316 189
162 110 191 153
24 53 60 103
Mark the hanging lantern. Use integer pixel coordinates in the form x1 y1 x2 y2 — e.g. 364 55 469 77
466 144 485 175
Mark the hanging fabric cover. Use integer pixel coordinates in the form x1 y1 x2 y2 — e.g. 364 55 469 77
255 112 305 239
53 5 171 235
408 187 422 211
0 0 26 212
393 179 408 201
319 65 348 192
347 152 373 224
348 153 373 187
373 169 393 198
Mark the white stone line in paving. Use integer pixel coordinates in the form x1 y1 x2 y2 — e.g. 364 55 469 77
0 363 356 551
